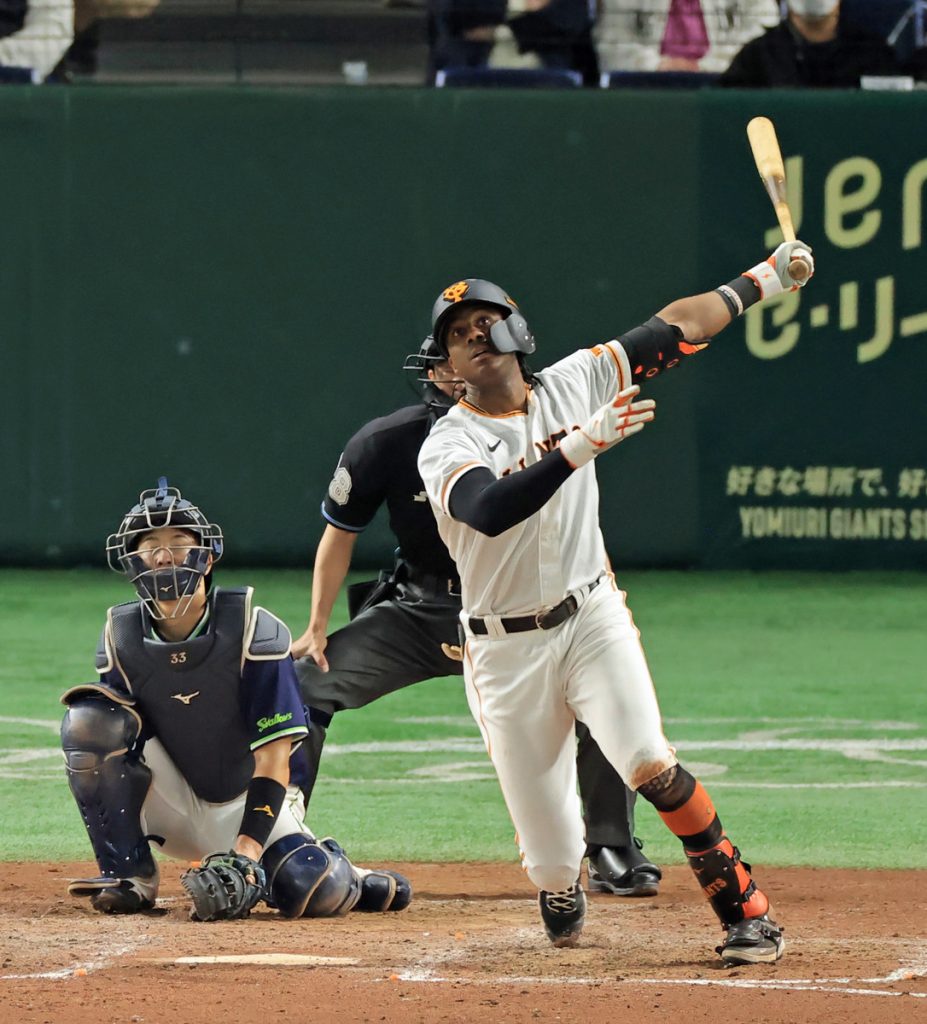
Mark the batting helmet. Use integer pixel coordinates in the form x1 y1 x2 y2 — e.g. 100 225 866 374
106 477 224 618
431 279 535 357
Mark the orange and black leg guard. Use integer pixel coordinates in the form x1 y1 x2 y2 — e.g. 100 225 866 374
638 765 769 925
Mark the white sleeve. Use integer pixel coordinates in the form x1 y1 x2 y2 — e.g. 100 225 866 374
0 0 74 80
542 342 633 411
418 419 486 518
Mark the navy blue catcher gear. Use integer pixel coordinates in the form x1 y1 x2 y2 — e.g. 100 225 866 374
106 477 223 619
431 279 535 357
261 834 363 918
60 692 158 888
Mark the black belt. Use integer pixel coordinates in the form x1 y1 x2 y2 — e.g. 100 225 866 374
468 576 603 636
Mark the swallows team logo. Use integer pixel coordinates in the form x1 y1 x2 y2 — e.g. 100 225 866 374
442 281 470 303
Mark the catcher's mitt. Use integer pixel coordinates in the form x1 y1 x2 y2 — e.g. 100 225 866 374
181 851 266 922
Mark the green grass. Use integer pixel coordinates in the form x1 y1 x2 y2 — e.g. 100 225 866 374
1 569 925 868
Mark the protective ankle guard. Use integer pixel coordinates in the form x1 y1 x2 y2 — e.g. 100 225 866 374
686 839 767 925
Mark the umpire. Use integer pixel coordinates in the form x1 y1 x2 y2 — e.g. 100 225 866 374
291 337 661 897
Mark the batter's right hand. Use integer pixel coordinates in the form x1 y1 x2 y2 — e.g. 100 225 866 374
290 628 329 671
558 385 656 470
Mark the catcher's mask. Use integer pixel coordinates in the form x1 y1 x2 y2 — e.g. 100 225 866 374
402 334 457 410
106 477 224 620
431 279 535 358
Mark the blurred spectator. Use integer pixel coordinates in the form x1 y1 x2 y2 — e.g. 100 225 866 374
507 0 599 84
428 0 508 76
596 0 779 74
0 0 73 81
719 0 902 86
429 0 598 84
52 0 159 78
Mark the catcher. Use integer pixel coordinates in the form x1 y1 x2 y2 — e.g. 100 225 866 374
60 478 411 922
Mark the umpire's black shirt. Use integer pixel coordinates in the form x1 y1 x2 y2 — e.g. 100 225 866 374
322 402 457 581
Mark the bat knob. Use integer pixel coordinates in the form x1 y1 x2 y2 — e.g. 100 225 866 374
788 256 811 285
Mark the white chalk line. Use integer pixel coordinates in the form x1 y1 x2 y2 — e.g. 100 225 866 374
0 938 150 981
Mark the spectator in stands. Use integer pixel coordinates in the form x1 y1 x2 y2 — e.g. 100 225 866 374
595 0 779 76
719 0 901 87
507 0 599 85
427 0 508 77
57 0 159 78
428 0 599 85
0 0 73 81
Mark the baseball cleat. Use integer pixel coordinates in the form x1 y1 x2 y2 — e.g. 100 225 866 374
69 876 157 914
717 913 785 965
587 840 662 897
539 884 586 948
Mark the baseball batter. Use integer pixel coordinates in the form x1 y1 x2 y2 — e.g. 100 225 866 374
418 247 813 964
291 337 661 897
60 479 410 921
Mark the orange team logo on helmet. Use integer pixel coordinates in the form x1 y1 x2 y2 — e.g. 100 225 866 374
504 294 519 308
442 281 471 303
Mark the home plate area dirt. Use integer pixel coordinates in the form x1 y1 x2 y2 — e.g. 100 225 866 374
1 863 924 1024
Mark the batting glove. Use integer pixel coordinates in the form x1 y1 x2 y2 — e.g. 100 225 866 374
744 240 814 299
559 385 656 470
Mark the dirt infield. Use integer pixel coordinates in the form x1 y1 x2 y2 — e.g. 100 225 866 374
1 863 924 1024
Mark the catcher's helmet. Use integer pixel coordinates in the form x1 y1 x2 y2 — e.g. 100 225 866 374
431 279 535 357
106 477 224 619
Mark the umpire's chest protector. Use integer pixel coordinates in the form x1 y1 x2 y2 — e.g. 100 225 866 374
106 588 255 802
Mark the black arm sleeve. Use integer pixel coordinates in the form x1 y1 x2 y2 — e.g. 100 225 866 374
448 449 574 537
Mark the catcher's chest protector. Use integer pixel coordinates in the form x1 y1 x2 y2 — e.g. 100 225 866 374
108 588 255 802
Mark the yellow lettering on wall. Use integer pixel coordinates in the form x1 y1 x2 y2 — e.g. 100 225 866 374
745 292 800 360
857 276 895 364
825 157 881 249
902 158 927 251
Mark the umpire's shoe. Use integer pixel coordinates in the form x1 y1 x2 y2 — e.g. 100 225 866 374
538 883 586 948
587 839 661 897
717 913 785 965
68 875 157 914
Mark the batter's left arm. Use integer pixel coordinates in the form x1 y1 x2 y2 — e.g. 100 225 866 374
618 239 815 382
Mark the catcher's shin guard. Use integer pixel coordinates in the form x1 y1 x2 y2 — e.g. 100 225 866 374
261 834 363 918
641 765 769 925
60 695 157 883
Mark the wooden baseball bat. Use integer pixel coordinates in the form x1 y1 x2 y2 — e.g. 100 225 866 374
746 116 810 284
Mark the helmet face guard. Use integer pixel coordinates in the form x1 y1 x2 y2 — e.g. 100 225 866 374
402 334 460 409
106 478 224 620
431 279 536 357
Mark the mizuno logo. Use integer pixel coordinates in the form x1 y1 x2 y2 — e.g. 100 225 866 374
171 691 200 705
488 439 502 452
252 804 275 818
413 491 428 503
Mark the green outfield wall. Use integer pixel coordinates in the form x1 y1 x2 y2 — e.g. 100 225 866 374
1 87 925 570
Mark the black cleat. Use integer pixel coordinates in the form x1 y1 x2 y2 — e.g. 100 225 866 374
69 876 156 914
539 884 586 948
587 839 662 897
717 914 785 965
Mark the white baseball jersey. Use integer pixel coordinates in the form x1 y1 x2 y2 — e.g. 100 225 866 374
418 340 632 618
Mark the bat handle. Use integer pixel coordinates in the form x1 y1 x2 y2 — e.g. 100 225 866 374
773 201 810 283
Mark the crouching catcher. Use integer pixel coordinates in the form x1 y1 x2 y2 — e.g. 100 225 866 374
61 478 411 921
